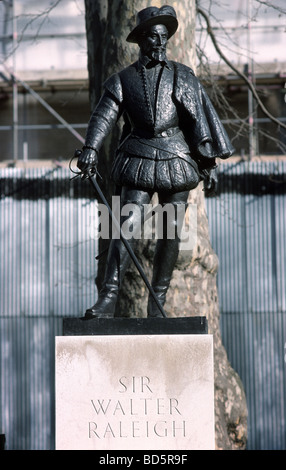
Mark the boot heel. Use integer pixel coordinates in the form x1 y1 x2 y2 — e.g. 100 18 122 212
84 288 118 319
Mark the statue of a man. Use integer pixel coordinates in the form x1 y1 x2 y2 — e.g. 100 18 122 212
77 5 234 319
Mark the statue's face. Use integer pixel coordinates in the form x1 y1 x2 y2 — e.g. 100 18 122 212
139 24 168 61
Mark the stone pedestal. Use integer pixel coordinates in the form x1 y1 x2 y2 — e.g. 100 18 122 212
55 317 214 450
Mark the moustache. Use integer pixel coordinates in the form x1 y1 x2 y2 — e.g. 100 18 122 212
152 46 166 51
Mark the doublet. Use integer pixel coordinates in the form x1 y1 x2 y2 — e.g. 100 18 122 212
84 58 234 192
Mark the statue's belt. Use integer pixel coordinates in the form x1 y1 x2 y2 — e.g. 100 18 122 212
131 127 181 139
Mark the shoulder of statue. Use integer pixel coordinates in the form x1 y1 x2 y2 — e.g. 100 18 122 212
118 61 139 79
103 72 123 103
171 61 196 78
172 61 198 97
104 62 141 102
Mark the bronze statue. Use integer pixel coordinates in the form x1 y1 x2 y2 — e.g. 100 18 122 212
76 5 234 319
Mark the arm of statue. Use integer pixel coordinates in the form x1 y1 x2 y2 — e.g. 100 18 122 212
77 91 121 174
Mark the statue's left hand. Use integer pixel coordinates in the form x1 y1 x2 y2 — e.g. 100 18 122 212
203 166 218 196
76 147 98 174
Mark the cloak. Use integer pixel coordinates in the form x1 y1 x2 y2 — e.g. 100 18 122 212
172 62 234 160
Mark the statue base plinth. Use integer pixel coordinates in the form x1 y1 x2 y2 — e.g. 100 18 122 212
62 315 208 336
56 316 214 450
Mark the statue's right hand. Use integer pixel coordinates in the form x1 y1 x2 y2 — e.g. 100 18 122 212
76 147 98 173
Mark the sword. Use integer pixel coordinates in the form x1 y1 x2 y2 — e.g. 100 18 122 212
72 151 167 318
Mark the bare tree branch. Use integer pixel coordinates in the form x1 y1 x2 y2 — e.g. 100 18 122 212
254 1 286 15
1 0 62 64
196 43 252 147
196 6 286 131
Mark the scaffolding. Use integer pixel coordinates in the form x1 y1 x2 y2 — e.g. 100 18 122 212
0 0 285 161
0 0 87 160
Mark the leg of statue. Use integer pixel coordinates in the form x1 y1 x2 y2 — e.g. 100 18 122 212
147 190 189 318
85 186 151 319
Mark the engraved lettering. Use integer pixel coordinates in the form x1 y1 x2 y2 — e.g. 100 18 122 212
88 422 100 438
118 376 128 393
90 399 111 414
170 397 181 415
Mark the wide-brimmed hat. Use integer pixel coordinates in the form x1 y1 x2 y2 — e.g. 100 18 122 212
126 5 178 44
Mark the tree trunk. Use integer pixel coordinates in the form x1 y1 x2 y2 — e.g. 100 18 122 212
84 0 247 450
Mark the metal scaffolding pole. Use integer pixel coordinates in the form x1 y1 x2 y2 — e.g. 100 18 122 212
247 0 258 159
12 0 18 161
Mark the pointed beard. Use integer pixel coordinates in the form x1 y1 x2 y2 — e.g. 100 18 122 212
151 49 166 62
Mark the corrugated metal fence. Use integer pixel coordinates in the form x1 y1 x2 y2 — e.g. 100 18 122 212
0 167 98 449
0 161 285 449
206 160 286 450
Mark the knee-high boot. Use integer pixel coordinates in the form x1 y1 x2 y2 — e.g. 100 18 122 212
147 194 188 317
85 237 136 318
147 237 180 318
